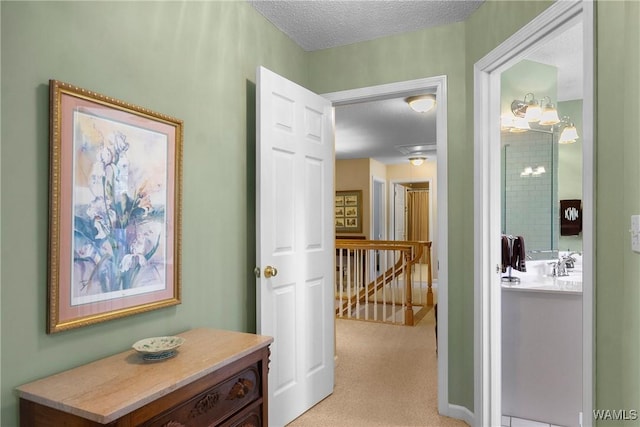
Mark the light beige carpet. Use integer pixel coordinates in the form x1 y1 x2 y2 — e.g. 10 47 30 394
287 308 469 427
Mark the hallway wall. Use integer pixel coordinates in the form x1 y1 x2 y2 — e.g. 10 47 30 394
3 1 640 422
0 2 306 424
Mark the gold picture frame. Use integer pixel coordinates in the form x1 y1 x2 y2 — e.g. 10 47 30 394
335 190 362 233
47 80 183 333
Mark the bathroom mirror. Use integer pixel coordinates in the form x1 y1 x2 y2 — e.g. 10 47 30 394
501 129 558 260
499 23 584 261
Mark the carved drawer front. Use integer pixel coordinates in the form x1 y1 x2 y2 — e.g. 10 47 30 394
142 365 260 427
224 403 262 427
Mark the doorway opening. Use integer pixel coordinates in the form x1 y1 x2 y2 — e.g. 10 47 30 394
324 75 453 417
392 181 432 281
473 1 594 425
392 181 431 243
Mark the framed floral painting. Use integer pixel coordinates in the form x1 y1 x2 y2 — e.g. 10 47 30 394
47 80 183 333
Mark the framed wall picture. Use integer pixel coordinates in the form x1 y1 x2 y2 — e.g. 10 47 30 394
335 190 362 233
47 80 183 333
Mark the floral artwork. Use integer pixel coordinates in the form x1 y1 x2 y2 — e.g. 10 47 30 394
48 80 182 333
72 112 167 304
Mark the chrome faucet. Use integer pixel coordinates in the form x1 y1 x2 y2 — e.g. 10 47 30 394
549 253 579 277
562 252 581 269
548 260 567 277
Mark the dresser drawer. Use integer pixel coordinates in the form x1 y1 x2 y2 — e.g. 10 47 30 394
222 400 262 427
142 365 261 427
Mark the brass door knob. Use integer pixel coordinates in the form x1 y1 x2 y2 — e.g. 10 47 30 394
264 266 278 278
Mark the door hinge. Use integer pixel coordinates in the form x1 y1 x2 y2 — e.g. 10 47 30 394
254 267 260 278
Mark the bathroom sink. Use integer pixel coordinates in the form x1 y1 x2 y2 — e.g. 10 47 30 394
556 276 582 291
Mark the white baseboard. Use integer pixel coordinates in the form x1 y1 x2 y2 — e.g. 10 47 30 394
448 404 475 426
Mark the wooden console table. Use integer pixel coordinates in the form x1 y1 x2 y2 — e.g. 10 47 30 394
17 328 273 426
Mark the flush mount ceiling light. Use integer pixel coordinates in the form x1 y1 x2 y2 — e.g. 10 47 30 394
396 144 435 165
406 94 436 113
409 156 427 166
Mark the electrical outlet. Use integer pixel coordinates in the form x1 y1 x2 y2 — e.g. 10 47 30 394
632 215 640 253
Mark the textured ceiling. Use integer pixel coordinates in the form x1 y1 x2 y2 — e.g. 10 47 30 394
249 0 484 51
248 1 583 165
527 21 583 102
335 96 438 165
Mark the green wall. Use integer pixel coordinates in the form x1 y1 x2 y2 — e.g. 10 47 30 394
0 2 306 425
464 0 555 409
2 1 640 425
463 0 553 411
596 1 640 422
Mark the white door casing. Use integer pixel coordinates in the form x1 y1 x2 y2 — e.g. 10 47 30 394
473 2 594 425
394 183 407 241
324 75 450 417
256 66 335 427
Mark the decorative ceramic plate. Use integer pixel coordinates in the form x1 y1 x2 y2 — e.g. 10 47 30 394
141 350 178 362
132 336 185 355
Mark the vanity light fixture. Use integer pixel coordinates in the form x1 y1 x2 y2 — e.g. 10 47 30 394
406 94 436 113
538 96 561 126
511 116 531 132
559 124 579 144
520 166 534 177
520 165 546 177
532 165 546 175
523 97 542 123
501 114 527 133
556 116 579 144
501 114 515 130
511 93 559 124
510 93 537 121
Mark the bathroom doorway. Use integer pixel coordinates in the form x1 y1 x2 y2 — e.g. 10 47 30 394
473 1 594 425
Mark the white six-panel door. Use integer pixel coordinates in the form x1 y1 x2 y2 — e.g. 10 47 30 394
256 66 335 427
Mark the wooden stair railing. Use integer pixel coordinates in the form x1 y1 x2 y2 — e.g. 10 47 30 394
335 240 432 326
337 242 416 323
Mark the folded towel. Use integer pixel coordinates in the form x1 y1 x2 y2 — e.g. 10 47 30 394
560 199 582 236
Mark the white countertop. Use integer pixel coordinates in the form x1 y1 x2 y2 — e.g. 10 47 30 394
500 258 583 295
